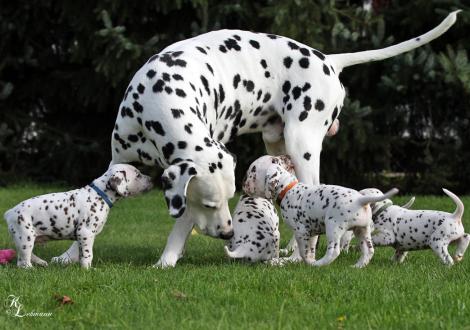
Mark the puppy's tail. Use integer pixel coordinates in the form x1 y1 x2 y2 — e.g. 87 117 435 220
328 10 460 72
401 197 416 209
357 188 399 206
443 188 464 220
224 245 245 259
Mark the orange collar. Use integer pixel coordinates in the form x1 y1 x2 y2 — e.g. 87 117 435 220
276 180 298 205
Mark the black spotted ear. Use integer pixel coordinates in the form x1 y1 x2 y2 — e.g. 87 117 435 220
161 161 198 218
274 155 296 175
264 165 282 200
109 171 129 196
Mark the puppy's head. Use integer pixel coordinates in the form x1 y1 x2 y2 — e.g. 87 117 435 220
106 164 153 197
161 152 236 239
243 155 293 199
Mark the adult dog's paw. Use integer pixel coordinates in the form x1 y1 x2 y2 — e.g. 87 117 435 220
153 254 179 269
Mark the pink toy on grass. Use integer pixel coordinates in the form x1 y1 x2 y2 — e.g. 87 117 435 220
0 249 16 264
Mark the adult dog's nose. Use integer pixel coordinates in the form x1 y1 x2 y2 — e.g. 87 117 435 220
219 230 234 240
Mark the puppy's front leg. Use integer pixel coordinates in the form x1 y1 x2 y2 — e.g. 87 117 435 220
454 234 470 262
294 231 315 264
155 213 194 268
77 233 95 269
51 241 80 265
430 238 454 266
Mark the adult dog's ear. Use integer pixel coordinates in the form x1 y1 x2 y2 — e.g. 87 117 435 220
109 170 129 196
161 161 199 218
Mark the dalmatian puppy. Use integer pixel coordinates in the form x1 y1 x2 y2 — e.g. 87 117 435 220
225 155 296 263
3 164 152 268
361 188 469 265
224 195 280 262
338 196 416 253
243 155 399 267
54 11 459 267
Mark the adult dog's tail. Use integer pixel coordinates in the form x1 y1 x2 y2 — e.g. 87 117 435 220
443 188 464 220
328 10 460 72
357 188 399 206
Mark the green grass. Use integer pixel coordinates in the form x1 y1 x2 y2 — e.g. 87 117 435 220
1 185 470 329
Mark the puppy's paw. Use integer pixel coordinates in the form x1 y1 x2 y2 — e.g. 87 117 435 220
352 261 369 268
266 258 289 266
35 260 48 267
51 255 78 265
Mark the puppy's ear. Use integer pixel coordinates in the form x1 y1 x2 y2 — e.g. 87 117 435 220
275 155 296 175
264 165 282 200
161 161 198 218
109 171 129 196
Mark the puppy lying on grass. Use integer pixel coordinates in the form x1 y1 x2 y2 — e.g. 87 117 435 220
4 164 152 268
224 195 280 263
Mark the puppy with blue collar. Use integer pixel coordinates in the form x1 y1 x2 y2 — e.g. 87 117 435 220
4 164 152 268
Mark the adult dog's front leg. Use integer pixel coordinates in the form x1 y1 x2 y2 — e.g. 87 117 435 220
155 213 194 268
284 125 324 260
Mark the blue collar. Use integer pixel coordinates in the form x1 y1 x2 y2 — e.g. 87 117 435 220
89 182 113 208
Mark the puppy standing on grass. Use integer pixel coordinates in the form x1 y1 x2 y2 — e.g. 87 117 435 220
361 188 469 265
243 155 398 268
339 196 416 253
4 164 153 268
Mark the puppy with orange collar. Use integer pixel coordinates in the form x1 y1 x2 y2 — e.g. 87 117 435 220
243 155 398 267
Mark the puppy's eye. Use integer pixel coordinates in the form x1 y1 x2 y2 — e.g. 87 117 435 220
203 204 217 209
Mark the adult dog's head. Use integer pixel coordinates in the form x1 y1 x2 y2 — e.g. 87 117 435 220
161 153 236 239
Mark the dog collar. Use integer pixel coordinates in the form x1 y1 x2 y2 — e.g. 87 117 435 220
276 180 299 205
372 201 393 220
89 182 113 208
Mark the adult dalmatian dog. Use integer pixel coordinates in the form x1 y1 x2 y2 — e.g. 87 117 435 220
53 11 459 267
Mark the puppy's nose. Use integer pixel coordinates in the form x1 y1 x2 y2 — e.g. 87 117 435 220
219 230 234 240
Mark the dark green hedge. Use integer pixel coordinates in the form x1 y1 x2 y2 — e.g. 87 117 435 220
1 0 469 193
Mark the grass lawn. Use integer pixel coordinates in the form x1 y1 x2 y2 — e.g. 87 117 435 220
1 184 469 329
